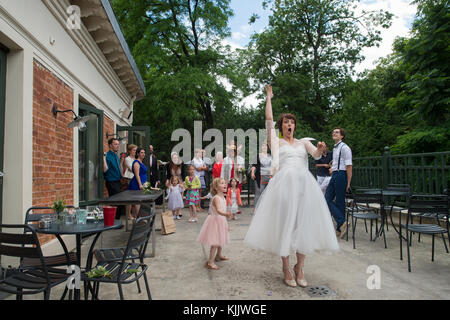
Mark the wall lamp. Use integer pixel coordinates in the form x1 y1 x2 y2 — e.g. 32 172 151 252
106 132 127 144
52 103 89 132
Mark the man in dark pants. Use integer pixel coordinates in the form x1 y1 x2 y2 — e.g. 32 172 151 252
103 138 125 220
148 145 162 205
326 128 352 239
148 145 160 188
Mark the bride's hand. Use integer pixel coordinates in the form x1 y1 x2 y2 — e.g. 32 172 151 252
265 84 273 98
317 142 326 152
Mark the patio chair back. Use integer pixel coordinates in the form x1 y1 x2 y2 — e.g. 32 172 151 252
0 224 51 295
25 206 75 224
353 190 384 208
123 211 155 263
407 195 449 224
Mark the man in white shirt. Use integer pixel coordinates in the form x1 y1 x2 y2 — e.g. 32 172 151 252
325 128 353 239
192 149 208 211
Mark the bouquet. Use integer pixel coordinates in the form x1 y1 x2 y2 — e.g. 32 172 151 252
143 182 161 194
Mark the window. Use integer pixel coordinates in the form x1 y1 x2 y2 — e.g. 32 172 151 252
78 102 103 206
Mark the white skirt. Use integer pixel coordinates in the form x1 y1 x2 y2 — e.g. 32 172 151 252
244 164 340 257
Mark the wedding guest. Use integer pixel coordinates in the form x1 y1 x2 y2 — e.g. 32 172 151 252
197 178 232 270
325 128 353 239
226 178 242 220
148 145 160 188
192 149 208 212
128 148 148 219
185 165 201 222
103 138 124 220
221 143 245 193
166 176 185 220
251 142 272 206
213 152 224 179
165 152 185 188
314 146 333 195
123 144 137 220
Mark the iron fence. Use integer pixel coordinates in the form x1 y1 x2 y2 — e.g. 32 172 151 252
310 147 450 195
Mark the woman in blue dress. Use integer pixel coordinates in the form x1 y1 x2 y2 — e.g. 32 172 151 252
128 148 148 218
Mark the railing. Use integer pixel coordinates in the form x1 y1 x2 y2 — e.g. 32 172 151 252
310 147 450 195
158 148 449 207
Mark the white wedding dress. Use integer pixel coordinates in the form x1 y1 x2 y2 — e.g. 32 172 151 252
244 121 340 257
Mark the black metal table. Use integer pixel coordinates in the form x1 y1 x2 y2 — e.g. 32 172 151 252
35 219 122 299
359 189 410 240
98 190 163 258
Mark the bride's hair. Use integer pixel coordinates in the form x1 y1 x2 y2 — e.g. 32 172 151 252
277 113 297 137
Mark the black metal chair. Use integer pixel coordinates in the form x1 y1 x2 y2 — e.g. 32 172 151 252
87 207 155 298
345 188 379 239
82 213 155 300
385 184 411 232
413 192 449 244
23 206 78 268
0 224 70 300
348 190 387 249
400 195 449 272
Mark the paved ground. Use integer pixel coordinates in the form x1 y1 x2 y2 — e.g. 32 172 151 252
7 205 450 300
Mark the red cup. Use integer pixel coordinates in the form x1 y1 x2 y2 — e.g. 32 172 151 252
103 206 117 227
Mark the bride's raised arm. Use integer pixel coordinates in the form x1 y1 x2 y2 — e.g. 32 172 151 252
265 85 278 149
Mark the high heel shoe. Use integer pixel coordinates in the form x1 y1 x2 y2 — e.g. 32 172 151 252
282 268 297 287
293 264 308 288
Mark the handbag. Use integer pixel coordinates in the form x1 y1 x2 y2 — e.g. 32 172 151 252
261 175 272 185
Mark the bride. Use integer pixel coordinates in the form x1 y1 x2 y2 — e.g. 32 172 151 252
244 84 339 287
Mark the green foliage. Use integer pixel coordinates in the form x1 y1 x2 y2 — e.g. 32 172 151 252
242 0 393 131
111 0 449 159
86 266 113 279
52 197 66 213
386 0 450 153
111 0 249 157
388 0 450 125
391 125 450 154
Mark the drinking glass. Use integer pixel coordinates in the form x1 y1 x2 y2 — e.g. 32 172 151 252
64 212 75 225
76 209 88 225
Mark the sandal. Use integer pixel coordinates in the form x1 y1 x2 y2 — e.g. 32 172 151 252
205 262 220 270
215 256 229 262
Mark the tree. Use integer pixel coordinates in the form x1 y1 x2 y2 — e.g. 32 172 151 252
243 0 393 131
111 0 249 156
327 57 406 156
387 0 450 153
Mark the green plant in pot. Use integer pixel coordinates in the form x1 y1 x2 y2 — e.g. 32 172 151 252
86 266 113 279
52 197 66 221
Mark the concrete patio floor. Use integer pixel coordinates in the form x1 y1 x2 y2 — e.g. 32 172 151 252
7 205 450 300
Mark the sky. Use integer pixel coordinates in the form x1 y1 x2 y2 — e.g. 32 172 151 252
226 0 418 108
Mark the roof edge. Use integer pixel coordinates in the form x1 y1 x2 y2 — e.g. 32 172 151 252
100 0 146 97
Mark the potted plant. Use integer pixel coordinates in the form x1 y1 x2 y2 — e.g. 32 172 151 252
86 266 113 279
86 266 138 279
52 197 66 221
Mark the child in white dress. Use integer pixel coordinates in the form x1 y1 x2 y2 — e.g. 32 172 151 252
226 178 242 220
166 176 184 220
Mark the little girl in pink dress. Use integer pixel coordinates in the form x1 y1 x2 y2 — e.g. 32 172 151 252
197 178 232 270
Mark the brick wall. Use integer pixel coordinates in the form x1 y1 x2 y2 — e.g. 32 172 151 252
33 60 74 245
103 115 115 197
